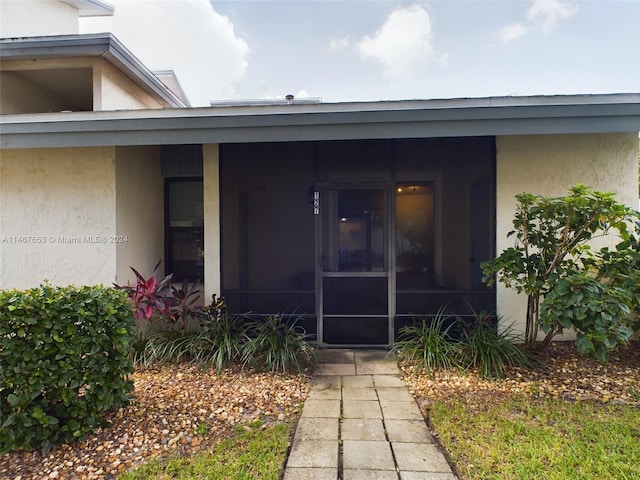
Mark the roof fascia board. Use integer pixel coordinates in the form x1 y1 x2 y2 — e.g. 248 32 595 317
0 34 186 108
1 96 639 149
2 116 637 149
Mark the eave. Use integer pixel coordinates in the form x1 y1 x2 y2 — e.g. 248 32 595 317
60 0 114 17
1 94 639 149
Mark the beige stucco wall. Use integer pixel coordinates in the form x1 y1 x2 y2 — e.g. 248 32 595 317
0 147 117 289
115 146 164 285
94 60 165 111
0 70 84 114
0 58 93 114
0 0 79 37
495 132 639 338
0 57 165 113
203 144 221 301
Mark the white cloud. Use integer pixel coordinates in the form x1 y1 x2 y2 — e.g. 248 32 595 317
80 0 249 106
500 0 578 43
526 0 579 33
330 36 351 51
500 22 527 43
357 4 435 80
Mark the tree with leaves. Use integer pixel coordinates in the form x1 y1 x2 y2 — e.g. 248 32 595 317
483 185 640 362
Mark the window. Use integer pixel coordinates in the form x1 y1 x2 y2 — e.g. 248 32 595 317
166 178 203 282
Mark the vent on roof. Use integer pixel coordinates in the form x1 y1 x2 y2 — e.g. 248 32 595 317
210 96 322 107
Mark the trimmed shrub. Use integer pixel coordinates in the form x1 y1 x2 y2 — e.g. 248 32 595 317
0 285 136 453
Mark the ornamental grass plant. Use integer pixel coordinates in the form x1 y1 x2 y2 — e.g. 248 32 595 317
391 307 462 376
460 315 534 379
241 314 316 373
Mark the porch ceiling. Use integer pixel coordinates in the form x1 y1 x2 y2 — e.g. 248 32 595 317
1 93 639 149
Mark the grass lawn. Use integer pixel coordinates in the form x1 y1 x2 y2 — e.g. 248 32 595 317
430 394 640 480
118 422 293 480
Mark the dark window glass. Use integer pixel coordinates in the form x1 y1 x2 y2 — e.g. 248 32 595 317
322 189 386 272
166 178 204 281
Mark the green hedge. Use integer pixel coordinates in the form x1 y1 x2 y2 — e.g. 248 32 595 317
0 285 136 453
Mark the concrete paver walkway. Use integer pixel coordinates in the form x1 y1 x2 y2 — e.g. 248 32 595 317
283 350 457 480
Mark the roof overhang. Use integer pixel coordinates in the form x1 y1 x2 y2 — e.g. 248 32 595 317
1 94 639 149
0 34 188 108
60 0 114 17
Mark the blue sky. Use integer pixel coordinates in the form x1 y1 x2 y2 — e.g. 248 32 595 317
81 0 640 107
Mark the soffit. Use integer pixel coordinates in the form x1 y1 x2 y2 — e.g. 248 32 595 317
59 0 114 17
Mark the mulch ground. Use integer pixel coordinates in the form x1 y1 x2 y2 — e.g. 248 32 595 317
0 367 312 480
2 341 638 480
402 341 640 409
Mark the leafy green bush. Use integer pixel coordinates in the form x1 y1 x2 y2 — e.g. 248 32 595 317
0 285 135 453
483 185 640 357
391 307 462 376
241 314 315 373
541 273 635 363
460 315 533 379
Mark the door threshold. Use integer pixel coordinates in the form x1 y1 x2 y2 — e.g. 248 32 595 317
317 344 391 349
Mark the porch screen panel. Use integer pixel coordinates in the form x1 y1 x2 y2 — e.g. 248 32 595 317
318 140 392 182
395 184 434 289
220 143 316 330
394 137 496 321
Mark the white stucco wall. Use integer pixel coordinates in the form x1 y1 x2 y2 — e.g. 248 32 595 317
0 147 117 289
203 144 221 301
115 146 164 286
495 132 639 338
0 0 79 37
